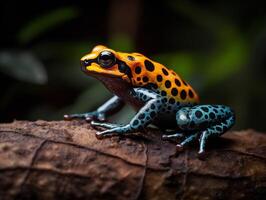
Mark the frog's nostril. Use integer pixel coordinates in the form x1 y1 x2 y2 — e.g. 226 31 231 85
84 60 90 65
80 60 89 71
81 60 88 67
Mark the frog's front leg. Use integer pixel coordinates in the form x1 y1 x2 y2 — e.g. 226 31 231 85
95 88 162 139
64 95 124 122
175 105 235 155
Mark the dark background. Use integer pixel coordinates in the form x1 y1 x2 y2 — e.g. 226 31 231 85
0 0 266 131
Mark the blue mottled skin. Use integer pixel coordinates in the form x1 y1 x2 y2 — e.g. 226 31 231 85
66 87 235 156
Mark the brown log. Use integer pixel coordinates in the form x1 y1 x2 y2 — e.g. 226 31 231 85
0 120 265 200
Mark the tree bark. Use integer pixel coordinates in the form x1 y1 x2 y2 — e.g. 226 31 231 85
0 120 265 200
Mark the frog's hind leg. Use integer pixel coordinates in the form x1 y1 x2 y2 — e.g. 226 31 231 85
198 115 235 155
176 105 235 155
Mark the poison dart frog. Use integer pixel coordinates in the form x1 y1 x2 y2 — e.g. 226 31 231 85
64 45 235 156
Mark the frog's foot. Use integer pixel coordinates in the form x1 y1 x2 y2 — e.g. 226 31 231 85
176 133 198 152
162 132 184 141
96 124 131 139
64 111 106 122
91 121 122 129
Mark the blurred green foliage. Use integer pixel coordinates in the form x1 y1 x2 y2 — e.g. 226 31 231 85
18 7 79 44
0 0 266 131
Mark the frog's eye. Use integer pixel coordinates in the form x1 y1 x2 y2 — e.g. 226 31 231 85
97 51 116 68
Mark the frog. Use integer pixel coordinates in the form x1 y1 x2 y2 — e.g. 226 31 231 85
64 45 235 156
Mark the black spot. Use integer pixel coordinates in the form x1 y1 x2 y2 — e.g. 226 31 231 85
144 60 155 71
180 90 187 100
216 126 222 132
172 71 176 75
162 108 166 112
118 63 126 73
162 98 167 103
188 89 194 98
127 55 135 61
171 88 178 96
151 104 156 109
118 62 133 80
153 84 158 89
201 107 209 112
139 113 145 120
204 115 208 119
195 110 203 118
162 68 169 76
209 112 215 119
135 66 141 74
169 98 175 104
165 80 171 88
136 77 141 81
175 79 181 86
143 76 149 82
145 83 158 90
150 111 156 118
161 91 167 96
182 79 188 86
157 75 163 82
213 109 218 113
167 106 171 110
132 120 139 126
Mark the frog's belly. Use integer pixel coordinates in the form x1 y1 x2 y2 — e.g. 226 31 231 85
152 113 177 129
127 100 178 129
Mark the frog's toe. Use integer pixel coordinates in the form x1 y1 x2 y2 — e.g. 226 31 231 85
161 134 169 140
91 121 122 129
64 114 72 121
95 130 117 139
85 112 106 122
197 150 207 160
91 120 100 126
64 114 85 120
176 144 184 152
95 132 105 139
97 113 106 121
162 133 184 141
85 116 94 122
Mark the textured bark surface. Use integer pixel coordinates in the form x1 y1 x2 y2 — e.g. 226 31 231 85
0 120 265 200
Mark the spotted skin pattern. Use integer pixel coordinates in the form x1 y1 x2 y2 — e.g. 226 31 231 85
64 45 235 155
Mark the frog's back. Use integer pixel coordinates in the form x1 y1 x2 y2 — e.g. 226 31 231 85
117 51 200 105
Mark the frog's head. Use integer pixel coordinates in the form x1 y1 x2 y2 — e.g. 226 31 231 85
80 45 134 83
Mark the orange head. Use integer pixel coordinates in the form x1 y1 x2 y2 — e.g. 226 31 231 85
80 45 135 83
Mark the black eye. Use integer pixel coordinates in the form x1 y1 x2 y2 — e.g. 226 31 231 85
98 51 116 68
